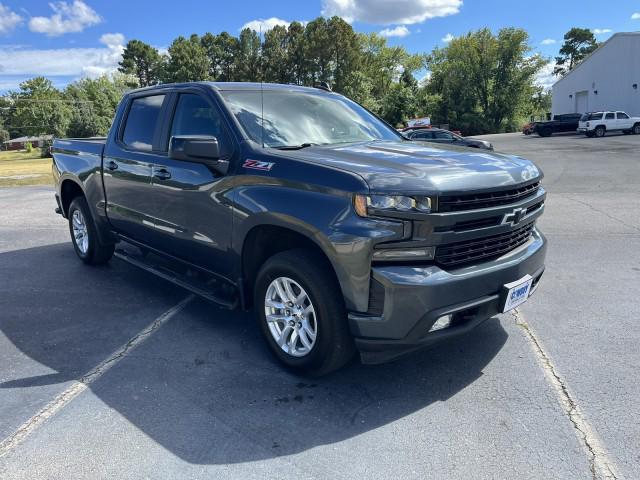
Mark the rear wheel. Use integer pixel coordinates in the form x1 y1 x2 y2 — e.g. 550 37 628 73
254 248 355 375
68 196 114 265
633 123 640 135
594 126 606 138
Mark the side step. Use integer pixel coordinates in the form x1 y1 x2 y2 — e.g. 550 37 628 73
114 246 238 310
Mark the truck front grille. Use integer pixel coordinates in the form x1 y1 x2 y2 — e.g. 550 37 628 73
435 222 535 268
438 182 540 212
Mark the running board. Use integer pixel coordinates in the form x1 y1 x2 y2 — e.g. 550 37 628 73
114 247 238 310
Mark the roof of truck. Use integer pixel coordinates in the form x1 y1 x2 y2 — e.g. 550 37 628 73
128 82 330 95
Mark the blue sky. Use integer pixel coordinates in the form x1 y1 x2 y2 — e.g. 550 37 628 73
1 0 639 92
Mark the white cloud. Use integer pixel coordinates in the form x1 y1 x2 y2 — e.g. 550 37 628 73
540 38 556 45
379 26 409 37
442 33 454 43
632 12 640 20
321 0 462 25
29 0 101 36
0 33 125 83
592 28 612 35
0 3 22 34
535 61 556 91
241 17 291 32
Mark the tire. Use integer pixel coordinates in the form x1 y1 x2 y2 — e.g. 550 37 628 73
538 128 552 137
68 196 115 265
633 123 640 135
594 126 606 138
254 248 355 375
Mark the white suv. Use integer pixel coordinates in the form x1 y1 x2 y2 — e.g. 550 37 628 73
578 111 640 137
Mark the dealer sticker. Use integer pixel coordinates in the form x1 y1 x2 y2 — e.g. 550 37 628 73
502 275 533 313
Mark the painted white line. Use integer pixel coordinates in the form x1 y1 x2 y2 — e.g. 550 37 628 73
513 309 620 480
0 295 194 458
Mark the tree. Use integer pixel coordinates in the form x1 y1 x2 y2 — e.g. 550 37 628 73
64 75 128 137
118 40 163 87
9 77 71 137
163 34 211 83
425 28 545 133
234 28 261 82
262 25 290 83
553 28 598 76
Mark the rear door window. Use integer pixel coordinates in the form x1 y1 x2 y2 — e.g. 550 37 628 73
617 112 629 119
122 95 166 151
605 112 615 120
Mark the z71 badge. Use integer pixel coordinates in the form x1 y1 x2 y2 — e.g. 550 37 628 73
243 159 275 171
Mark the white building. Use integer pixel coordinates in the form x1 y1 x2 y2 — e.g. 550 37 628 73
552 32 640 117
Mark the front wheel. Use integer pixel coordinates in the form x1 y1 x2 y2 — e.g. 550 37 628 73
68 196 114 265
254 249 355 375
633 124 640 135
594 126 606 138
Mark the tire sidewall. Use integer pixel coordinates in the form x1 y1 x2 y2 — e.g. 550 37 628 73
68 197 97 263
634 124 640 135
595 126 605 137
254 256 343 372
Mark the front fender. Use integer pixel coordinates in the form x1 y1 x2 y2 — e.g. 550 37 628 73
232 184 404 312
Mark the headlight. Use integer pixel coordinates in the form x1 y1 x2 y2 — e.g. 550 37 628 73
354 194 433 217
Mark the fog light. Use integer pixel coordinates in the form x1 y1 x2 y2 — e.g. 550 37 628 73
429 314 452 332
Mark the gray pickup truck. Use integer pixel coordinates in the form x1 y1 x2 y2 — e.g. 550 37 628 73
53 82 547 375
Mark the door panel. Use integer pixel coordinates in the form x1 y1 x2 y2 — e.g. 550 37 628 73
103 94 168 244
147 92 236 275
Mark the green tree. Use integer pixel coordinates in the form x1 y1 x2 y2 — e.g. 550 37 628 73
553 28 598 76
164 35 211 83
10 77 70 137
234 28 261 82
426 28 545 133
286 22 307 85
64 75 128 137
118 40 163 87
262 25 290 83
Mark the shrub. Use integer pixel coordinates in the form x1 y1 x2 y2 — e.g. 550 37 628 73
25 141 33 153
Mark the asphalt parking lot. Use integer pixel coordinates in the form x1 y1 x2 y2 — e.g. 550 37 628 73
0 132 638 479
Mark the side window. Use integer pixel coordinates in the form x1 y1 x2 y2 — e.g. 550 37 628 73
413 131 432 139
605 112 615 120
122 95 166 151
433 131 453 140
617 112 629 119
170 94 232 156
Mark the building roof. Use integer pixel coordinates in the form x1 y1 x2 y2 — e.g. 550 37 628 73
553 32 640 88
3 135 53 144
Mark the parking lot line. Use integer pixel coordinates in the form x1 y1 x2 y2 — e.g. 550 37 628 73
513 309 619 480
0 294 195 458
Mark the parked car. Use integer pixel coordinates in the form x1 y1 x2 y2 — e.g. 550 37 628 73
534 113 583 137
405 128 494 150
577 111 640 137
52 82 546 375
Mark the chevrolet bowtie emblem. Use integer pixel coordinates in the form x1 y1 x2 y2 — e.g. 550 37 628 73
502 207 526 226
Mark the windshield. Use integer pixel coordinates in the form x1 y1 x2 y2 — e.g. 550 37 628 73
219 89 401 148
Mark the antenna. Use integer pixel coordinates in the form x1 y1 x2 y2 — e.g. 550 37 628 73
259 25 265 148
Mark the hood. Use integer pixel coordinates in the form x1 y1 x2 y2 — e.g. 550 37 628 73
279 140 541 193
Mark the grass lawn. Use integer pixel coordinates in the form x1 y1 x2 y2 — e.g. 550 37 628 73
0 149 54 187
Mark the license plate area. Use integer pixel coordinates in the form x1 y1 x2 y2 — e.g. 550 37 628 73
501 275 533 313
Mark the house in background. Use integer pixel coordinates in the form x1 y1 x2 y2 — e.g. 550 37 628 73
2 135 53 151
552 32 640 117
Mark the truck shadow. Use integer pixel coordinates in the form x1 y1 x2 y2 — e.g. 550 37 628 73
0 243 507 465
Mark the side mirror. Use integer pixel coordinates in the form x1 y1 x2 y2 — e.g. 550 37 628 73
169 135 229 175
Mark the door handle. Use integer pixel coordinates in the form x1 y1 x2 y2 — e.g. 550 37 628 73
153 168 172 180
105 160 118 171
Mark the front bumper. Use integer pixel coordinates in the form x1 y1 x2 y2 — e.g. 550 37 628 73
349 228 547 364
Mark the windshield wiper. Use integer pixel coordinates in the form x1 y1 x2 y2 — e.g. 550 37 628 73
273 143 316 150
